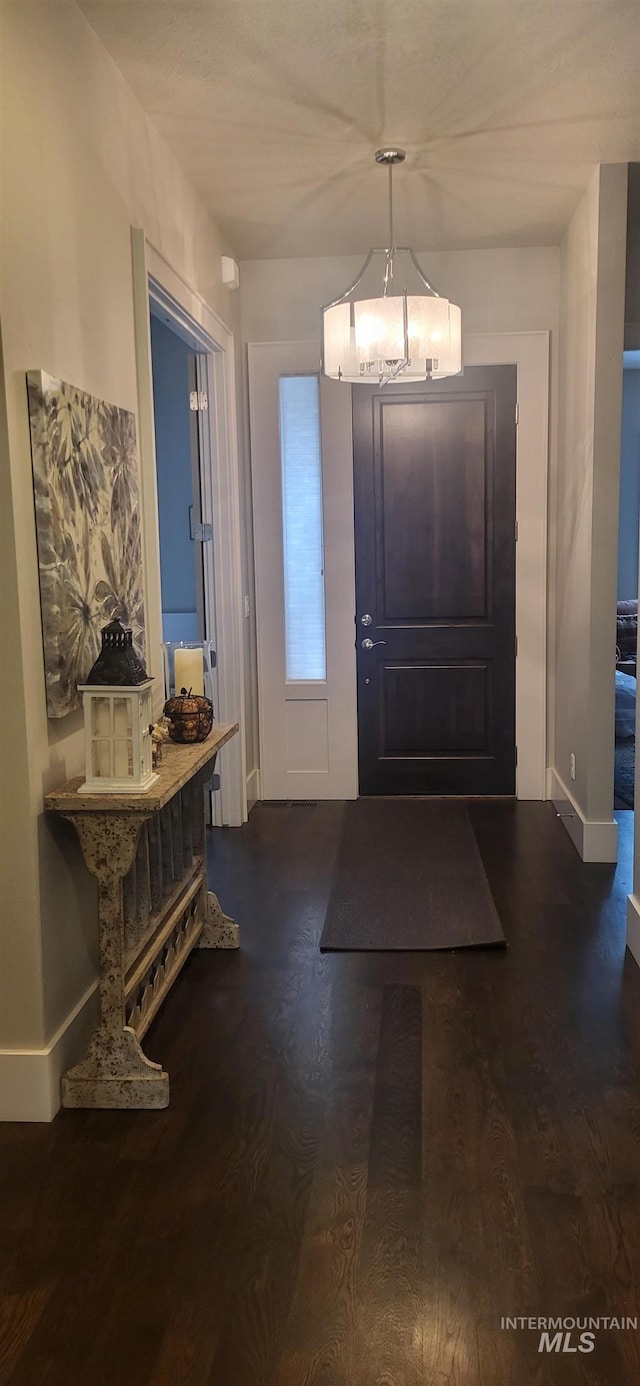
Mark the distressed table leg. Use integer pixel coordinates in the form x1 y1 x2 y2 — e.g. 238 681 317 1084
191 758 240 950
61 1023 169 1110
199 890 240 949
61 813 169 1109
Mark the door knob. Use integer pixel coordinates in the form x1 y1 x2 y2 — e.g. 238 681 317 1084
361 638 386 650
360 613 373 626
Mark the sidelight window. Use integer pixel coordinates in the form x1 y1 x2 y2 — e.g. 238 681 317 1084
278 375 327 681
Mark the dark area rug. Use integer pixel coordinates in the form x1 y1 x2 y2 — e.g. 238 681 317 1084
615 738 635 808
320 799 506 952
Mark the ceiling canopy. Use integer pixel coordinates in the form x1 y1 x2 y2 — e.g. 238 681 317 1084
79 0 640 258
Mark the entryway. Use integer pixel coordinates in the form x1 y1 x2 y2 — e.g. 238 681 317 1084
249 337 548 802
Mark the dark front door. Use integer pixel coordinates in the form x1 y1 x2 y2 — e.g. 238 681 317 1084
353 366 517 795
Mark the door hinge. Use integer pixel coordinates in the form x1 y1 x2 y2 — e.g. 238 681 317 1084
515 519 519 542
189 390 209 412
515 635 518 656
189 507 213 542
515 402 519 425
515 746 518 766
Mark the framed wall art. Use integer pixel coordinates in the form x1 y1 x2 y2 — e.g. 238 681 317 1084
27 370 146 718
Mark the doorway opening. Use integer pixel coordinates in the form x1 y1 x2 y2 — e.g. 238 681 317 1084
149 303 220 821
614 352 640 811
131 233 247 825
149 310 212 652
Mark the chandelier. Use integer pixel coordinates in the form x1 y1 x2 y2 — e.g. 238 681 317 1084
321 149 462 386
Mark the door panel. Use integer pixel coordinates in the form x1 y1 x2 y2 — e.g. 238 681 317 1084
354 366 517 796
248 342 358 800
380 398 487 620
381 662 489 754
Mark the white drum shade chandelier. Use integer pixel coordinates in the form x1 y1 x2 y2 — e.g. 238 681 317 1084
322 149 462 386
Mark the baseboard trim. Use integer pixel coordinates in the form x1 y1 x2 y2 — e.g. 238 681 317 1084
626 894 640 967
547 768 618 863
0 980 98 1122
246 767 260 813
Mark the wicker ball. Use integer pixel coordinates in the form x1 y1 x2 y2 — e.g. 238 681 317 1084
163 689 214 743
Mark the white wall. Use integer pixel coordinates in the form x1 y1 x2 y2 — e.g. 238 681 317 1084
0 325 46 1051
240 247 560 343
551 165 628 858
0 0 251 1114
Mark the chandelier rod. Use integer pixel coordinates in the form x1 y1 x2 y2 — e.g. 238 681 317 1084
388 160 395 251
375 147 405 294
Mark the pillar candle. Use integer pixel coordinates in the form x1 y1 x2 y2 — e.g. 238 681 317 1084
174 647 204 696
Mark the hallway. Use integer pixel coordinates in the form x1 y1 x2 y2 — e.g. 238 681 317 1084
1 803 639 1384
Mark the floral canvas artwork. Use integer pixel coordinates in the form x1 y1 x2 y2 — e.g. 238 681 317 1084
27 371 146 718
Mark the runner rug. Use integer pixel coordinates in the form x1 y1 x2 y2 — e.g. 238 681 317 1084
320 799 506 951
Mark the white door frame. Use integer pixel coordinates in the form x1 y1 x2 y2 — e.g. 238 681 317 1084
131 228 247 825
249 330 549 802
465 331 549 800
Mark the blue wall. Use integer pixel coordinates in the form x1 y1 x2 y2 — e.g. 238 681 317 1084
150 314 198 625
618 369 640 600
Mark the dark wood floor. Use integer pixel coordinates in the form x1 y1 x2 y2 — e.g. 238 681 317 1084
1 802 640 1385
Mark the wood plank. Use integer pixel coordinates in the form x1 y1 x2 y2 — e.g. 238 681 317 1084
0 1284 54 1382
275 981 383 1386
205 950 334 1386
353 984 423 1386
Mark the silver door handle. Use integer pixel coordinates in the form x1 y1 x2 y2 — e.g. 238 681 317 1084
361 638 386 650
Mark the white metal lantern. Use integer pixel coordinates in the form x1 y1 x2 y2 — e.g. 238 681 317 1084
79 620 158 795
79 681 157 794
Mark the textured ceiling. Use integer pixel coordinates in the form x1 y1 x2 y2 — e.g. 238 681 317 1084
79 0 640 258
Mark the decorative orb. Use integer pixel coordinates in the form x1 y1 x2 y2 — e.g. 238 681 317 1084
163 689 214 744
